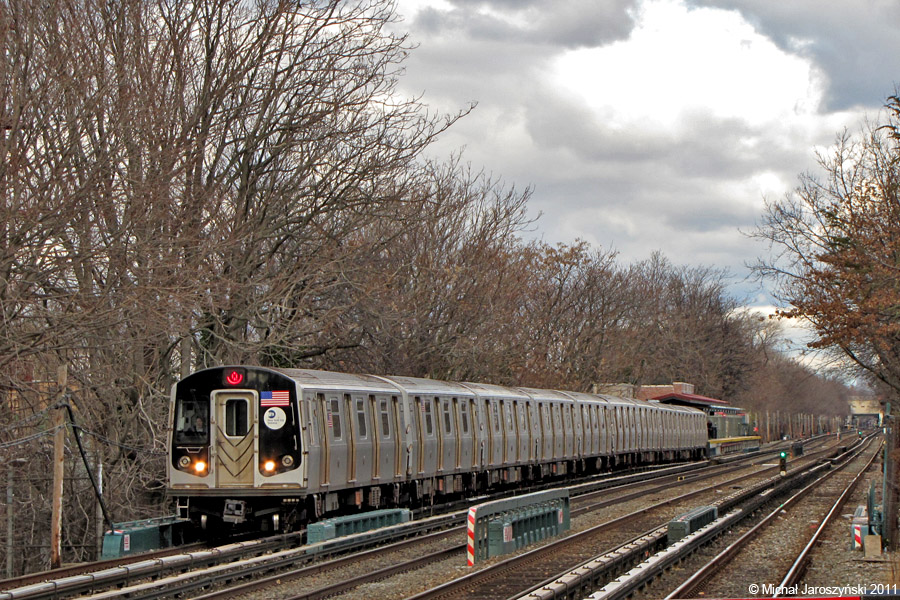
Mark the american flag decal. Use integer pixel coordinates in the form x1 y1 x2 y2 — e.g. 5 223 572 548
261 390 290 407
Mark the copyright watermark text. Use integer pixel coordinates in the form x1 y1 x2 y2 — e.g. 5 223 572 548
748 583 897 596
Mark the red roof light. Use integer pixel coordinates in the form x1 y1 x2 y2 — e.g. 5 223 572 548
225 369 244 386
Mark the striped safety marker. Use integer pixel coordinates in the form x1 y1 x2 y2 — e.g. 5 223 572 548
467 507 477 566
854 524 862 549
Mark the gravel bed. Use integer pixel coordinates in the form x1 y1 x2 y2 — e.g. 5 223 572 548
800 448 896 595
238 532 463 600
328 462 779 600
219 447 846 600
703 443 880 599
626 440 888 600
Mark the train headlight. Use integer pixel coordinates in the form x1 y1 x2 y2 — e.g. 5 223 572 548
194 461 207 474
178 456 191 468
263 460 276 472
281 455 294 468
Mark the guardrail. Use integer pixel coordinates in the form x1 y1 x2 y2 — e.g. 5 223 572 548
466 489 569 566
306 508 411 544
101 516 193 559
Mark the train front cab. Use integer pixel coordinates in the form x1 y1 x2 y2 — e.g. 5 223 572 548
168 366 306 532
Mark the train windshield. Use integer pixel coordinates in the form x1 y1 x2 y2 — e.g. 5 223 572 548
174 398 210 444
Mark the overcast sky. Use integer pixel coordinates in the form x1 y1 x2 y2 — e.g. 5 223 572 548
390 0 897 323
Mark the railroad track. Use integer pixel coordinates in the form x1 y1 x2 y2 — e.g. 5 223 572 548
514 435 875 600
0 436 841 600
662 436 880 600
403 441 851 600
185 455 794 600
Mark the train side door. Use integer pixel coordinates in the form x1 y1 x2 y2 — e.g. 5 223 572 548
370 395 381 481
470 399 482 469
499 400 510 465
563 403 573 458
211 390 256 487
516 401 528 464
324 396 347 485
540 403 552 460
484 399 494 466
504 400 517 465
416 396 438 475
526 401 538 462
490 400 503 466
552 403 563 460
391 396 403 478
455 398 471 470
315 392 329 486
438 397 453 472
376 396 396 481
414 396 425 474
344 394 356 483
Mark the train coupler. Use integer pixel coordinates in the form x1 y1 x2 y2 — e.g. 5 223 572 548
223 499 249 524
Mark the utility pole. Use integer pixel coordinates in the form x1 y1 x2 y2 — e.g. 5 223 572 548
50 365 67 569
6 457 26 578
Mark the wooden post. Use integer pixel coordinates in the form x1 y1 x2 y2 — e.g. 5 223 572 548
884 413 898 550
6 461 14 578
50 365 67 569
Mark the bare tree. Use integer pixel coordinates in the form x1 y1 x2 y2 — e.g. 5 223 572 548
0 0 468 570
752 94 900 547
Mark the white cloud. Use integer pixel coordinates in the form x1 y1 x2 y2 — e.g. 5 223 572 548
551 0 822 130
391 0 884 318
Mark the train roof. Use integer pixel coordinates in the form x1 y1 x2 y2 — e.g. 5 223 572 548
274 368 399 394
377 374 476 397
517 387 577 402
459 381 531 400
192 367 704 416
557 390 613 405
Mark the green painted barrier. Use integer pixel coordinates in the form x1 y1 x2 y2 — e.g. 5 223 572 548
306 508 411 544
467 489 570 565
101 515 193 559
667 506 718 544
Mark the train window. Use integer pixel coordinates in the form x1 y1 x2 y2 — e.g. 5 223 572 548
380 399 391 439
174 398 209 444
424 399 434 436
442 399 452 434
224 398 249 437
491 402 500 432
329 398 342 440
356 398 367 438
460 402 469 434
309 398 318 444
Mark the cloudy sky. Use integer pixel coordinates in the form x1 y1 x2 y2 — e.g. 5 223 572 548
389 0 897 323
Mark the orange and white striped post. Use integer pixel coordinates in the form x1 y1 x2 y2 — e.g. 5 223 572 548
466 507 477 566
854 524 863 549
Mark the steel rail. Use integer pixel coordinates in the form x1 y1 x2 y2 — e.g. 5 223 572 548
69 462 752 600
406 461 799 600
663 437 877 600
0 455 761 600
775 438 882 595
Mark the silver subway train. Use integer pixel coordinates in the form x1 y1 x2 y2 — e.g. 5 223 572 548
167 366 708 532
